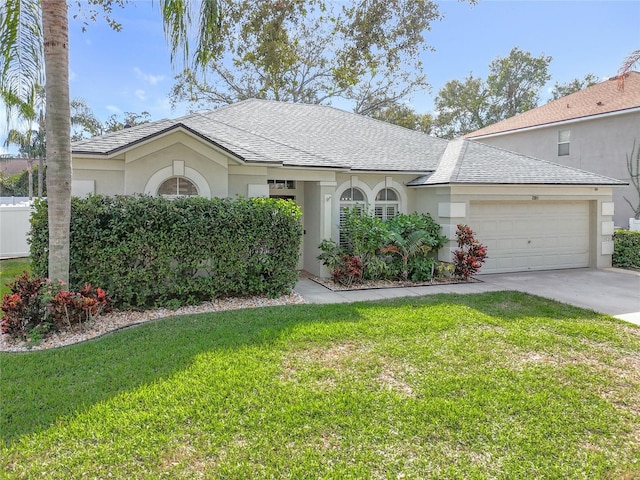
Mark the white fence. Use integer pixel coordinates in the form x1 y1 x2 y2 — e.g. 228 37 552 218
0 201 34 259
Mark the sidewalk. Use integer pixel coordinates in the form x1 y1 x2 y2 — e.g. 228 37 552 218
294 268 640 326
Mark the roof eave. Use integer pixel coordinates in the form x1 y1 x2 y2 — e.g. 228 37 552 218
409 181 628 187
72 123 247 164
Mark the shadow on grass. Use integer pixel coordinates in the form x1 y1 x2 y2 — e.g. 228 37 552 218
0 290 628 445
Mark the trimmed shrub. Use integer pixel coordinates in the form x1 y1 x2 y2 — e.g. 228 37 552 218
29 195 302 309
613 230 640 269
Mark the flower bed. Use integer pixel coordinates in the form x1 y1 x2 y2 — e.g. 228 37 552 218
311 275 479 292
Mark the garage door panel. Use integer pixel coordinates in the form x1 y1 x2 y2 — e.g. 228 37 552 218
469 201 589 274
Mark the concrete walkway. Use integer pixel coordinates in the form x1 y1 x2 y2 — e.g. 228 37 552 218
294 268 640 326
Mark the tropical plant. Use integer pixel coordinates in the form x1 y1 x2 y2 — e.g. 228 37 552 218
4 125 45 199
341 207 389 271
618 49 640 77
319 209 447 284
0 164 46 197
381 230 433 281
317 239 346 273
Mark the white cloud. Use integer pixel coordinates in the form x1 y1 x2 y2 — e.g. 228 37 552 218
106 105 120 114
135 89 147 101
133 67 166 86
69 69 77 82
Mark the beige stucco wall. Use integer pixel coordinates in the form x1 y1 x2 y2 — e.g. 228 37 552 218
412 184 615 271
472 110 639 227
72 158 125 195
123 133 231 198
72 130 616 275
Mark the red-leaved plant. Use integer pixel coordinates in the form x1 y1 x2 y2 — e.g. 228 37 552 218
331 255 364 286
1 273 111 341
453 224 488 280
47 283 111 330
0 272 48 339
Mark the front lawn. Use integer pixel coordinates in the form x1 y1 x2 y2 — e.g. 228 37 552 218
1 291 639 479
0 258 30 298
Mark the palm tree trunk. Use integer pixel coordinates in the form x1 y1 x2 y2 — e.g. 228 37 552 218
26 158 33 199
37 156 43 197
42 0 71 283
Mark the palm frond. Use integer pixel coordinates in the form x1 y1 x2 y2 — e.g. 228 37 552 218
0 0 43 122
159 0 221 71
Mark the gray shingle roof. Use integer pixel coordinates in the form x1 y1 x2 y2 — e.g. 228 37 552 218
73 99 626 186
406 139 626 186
72 99 448 171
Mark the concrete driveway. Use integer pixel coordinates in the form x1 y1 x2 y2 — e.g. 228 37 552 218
478 268 640 323
295 268 640 325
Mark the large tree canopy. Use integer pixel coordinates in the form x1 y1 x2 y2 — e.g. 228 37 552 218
433 47 552 139
370 104 433 134
549 73 599 101
169 0 450 115
70 99 151 140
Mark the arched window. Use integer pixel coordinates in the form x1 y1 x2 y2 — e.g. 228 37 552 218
339 187 366 246
157 176 199 198
374 188 399 220
340 187 365 203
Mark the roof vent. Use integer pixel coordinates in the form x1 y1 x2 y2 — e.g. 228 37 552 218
596 101 604 106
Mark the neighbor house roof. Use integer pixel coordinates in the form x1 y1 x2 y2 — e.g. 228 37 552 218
465 71 640 139
72 99 625 186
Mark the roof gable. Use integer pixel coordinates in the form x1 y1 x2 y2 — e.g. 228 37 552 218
466 72 640 138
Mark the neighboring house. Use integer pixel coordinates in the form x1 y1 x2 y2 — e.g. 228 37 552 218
466 71 640 228
71 99 624 276
0 157 30 176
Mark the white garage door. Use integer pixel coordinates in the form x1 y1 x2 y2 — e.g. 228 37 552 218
469 201 590 274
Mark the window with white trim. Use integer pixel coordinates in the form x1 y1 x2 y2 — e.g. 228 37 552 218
158 176 199 198
268 179 296 190
339 187 366 246
374 188 399 220
558 129 570 156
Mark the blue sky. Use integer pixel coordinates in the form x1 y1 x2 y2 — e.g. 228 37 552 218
2 0 639 155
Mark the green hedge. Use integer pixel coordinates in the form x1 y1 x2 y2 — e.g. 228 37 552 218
29 195 303 308
612 229 640 269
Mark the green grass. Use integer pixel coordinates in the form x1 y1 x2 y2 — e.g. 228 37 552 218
0 258 30 298
1 291 639 479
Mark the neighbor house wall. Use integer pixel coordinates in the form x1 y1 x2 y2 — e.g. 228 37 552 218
471 110 640 227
